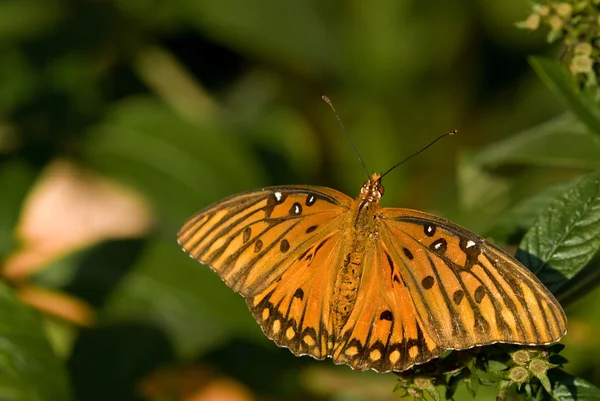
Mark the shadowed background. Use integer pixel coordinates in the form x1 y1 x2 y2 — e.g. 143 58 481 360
0 0 598 400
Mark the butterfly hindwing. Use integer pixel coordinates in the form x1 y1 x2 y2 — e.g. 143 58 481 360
246 232 344 360
178 186 351 296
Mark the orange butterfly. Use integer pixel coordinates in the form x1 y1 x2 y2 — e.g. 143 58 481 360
177 173 566 372
177 118 566 372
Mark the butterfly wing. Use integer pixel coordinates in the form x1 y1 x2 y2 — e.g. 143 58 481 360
247 230 345 359
381 208 566 364
177 185 353 359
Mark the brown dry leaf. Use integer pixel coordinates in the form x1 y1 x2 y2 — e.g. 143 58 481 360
185 378 255 401
139 365 255 401
3 159 153 281
16 284 96 326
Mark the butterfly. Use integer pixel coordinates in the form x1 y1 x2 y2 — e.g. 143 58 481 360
177 168 567 373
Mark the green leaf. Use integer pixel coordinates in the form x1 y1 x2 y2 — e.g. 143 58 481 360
552 252 600 307
179 0 331 75
485 178 581 244
0 48 38 113
0 161 37 259
469 113 600 170
457 151 511 225
0 0 64 41
529 57 600 134
0 281 72 400
83 96 265 225
458 114 600 232
246 105 321 180
517 170 600 295
549 369 600 401
487 360 509 373
102 238 261 359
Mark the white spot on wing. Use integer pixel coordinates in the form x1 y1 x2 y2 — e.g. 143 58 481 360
434 242 442 250
466 240 476 248
274 192 282 201
308 195 315 203
293 204 300 214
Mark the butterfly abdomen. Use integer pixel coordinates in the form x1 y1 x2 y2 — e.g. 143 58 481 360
331 248 363 329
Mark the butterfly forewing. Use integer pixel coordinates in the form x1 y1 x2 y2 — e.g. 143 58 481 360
178 186 351 297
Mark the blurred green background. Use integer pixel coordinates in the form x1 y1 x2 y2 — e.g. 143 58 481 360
0 0 598 400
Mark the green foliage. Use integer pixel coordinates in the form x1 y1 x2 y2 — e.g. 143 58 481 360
0 282 72 401
516 0 600 88
1 1 600 400
518 170 600 298
529 57 600 132
395 345 569 401
0 161 37 259
448 55 600 400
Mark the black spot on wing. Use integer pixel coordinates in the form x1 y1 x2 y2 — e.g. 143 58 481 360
424 224 436 237
380 310 393 321
459 237 481 270
293 288 304 300
474 286 486 303
264 192 287 218
289 202 303 216
242 227 251 243
429 238 447 253
453 290 464 305
421 276 434 290
306 225 318 233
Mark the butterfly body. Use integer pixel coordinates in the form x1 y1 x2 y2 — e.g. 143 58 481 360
178 172 567 372
330 177 383 333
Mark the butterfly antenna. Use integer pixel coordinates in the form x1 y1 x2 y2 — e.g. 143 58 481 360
322 95 370 179
381 129 457 179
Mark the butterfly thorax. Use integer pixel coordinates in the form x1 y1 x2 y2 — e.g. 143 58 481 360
359 172 385 203
331 174 384 334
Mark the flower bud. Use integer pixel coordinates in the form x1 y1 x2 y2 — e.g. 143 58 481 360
536 5 550 16
548 16 564 31
508 366 529 384
574 43 592 56
554 3 572 17
511 350 530 365
524 14 541 30
529 358 549 376
570 55 593 74
413 377 431 389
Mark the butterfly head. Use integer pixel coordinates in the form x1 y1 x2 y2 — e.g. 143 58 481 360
360 172 385 203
